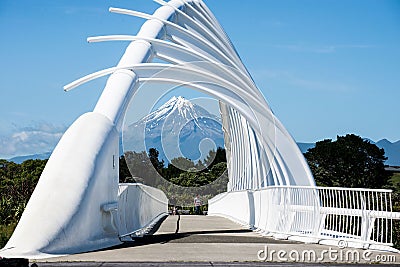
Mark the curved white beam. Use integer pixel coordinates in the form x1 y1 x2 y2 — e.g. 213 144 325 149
152 0 239 62
87 35 264 101
63 63 270 119
110 7 233 58
109 7 247 74
151 1 259 94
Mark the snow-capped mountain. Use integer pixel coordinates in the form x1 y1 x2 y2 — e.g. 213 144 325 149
123 96 225 163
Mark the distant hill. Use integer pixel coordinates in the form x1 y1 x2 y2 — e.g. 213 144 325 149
9 152 51 164
375 139 400 166
6 115 399 168
296 139 400 166
297 142 315 154
7 138 399 166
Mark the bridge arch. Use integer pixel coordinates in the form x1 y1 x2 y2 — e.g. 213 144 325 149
2 0 397 259
63 4 315 189
0 0 314 257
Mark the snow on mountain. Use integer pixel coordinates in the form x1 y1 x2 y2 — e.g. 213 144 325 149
123 96 225 163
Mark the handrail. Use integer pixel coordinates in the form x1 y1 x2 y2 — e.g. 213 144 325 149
209 186 398 251
256 185 393 193
226 185 393 194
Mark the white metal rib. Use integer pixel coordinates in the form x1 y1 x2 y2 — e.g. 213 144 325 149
152 0 238 62
63 63 269 115
109 7 246 74
87 35 261 96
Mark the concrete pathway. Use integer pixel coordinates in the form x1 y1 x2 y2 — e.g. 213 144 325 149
35 215 399 265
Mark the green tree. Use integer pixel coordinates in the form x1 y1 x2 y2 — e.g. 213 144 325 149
163 157 193 181
124 150 160 185
170 157 194 171
208 162 227 184
119 155 131 183
0 159 47 247
148 148 164 172
171 170 197 187
304 134 389 188
204 147 226 170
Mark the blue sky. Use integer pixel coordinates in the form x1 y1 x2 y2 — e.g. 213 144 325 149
0 0 399 158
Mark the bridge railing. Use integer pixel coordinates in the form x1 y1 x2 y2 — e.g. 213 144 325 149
317 187 394 245
209 186 400 251
116 183 169 241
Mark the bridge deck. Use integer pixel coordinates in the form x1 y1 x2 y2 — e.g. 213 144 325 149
37 215 398 264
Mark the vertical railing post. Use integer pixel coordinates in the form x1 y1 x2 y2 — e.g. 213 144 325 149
360 190 371 243
389 191 393 245
318 188 326 236
312 187 320 237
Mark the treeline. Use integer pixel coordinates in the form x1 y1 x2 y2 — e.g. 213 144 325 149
0 159 47 247
120 147 229 206
304 134 390 189
120 147 227 187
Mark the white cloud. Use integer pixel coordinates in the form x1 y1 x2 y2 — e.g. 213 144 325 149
0 122 66 159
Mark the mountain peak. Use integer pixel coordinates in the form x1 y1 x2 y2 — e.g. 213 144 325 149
162 96 191 107
124 96 225 163
377 138 393 145
145 96 197 124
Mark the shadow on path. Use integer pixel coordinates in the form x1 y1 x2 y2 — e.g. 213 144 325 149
105 215 299 250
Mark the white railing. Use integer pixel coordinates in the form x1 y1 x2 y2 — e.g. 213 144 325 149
317 187 395 245
209 186 400 251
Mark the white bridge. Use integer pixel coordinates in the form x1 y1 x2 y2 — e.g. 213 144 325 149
1 0 399 259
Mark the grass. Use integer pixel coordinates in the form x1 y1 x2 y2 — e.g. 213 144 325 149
389 173 400 194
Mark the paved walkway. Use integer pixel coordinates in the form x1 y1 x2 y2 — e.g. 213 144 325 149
35 215 399 266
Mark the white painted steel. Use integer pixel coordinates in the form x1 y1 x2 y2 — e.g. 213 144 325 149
209 186 400 251
2 0 397 259
117 183 168 240
1 112 121 258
